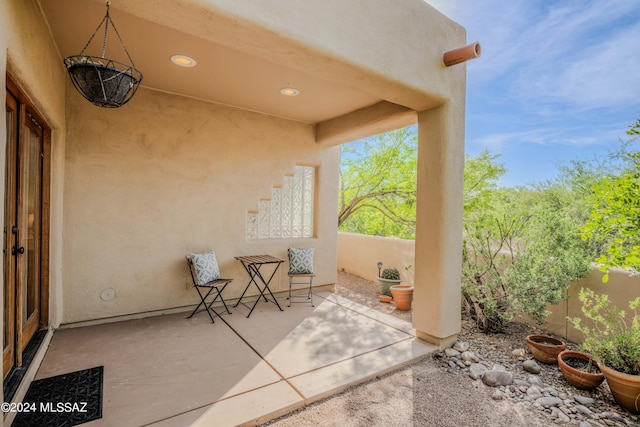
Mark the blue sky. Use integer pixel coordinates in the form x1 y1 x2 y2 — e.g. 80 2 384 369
427 0 640 187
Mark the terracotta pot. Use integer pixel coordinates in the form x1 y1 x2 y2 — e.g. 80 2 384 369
558 350 604 390
525 334 566 364
378 277 400 297
599 364 640 414
390 285 413 311
378 295 392 303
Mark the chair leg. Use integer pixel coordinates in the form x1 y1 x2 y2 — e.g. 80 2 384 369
189 281 233 323
218 289 232 314
287 275 314 307
188 286 216 323
213 281 232 314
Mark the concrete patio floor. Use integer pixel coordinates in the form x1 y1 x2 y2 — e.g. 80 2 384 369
33 292 436 426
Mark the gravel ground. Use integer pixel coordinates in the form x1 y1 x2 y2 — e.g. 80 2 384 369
259 271 639 427
333 270 412 323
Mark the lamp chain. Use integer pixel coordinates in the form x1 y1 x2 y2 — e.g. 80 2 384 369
101 2 110 58
77 1 136 66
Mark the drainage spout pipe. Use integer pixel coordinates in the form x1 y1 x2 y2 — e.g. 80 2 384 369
443 42 481 67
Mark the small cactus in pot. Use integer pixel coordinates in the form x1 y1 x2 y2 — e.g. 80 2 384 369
381 268 400 280
378 267 401 297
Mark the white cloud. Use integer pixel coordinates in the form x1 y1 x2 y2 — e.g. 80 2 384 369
469 129 557 152
530 22 640 108
511 5 640 109
429 1 640 110
427 0 639 187
468 123 627 152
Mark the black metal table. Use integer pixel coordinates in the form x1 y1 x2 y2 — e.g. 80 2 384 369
233 255 285 317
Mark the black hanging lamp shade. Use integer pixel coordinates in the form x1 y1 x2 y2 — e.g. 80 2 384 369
64 2 142 108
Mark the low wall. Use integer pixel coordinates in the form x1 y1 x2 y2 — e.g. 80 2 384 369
337 232 415 284
537 268 640 343
337 232 640 344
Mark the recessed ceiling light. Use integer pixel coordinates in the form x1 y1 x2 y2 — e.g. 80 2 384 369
280 87 300 96
170 54 197 67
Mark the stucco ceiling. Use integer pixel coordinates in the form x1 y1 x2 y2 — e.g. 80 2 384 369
39 0 381 124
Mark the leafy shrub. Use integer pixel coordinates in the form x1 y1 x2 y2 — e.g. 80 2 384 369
569 289 640 375
462 186 595 332
581 152 640 281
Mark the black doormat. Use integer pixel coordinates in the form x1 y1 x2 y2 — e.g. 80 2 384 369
12 366 103 427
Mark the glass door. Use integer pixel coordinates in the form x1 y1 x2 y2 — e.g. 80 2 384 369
17 109 43 357
3 83 47 379
3 91 18 377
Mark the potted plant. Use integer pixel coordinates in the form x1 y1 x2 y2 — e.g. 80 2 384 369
525 334 566 364
569 289 640 414
390 284 414 310
378 267 401 297
558 349 604 390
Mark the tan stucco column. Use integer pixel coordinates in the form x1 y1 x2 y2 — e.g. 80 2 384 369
413 104 464 348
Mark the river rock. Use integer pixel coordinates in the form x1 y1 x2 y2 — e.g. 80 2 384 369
599 412 624 422
482 369 513 387
523 359 541 374
551 407 571 424
526 385 543 400
574 404 594 418
527 375 544 388
512 348 525 358
536 396 562 408
461 351 479 363
453 341 469 352
574 395 595 407
513 378 529 387
445 348 460 358
469 363 487 380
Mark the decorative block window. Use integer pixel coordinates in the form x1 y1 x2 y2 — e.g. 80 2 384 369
247 165 315 239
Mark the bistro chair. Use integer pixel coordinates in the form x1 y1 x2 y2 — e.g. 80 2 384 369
287 247 315 307
186 249 232 323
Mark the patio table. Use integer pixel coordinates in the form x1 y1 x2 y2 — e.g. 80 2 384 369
233 254 285 317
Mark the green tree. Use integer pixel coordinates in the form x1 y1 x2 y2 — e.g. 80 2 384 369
338 131 506 239
338 127 417 238
581 119 640 281
462 164 599 331
464 150 506 215
582 152 640 280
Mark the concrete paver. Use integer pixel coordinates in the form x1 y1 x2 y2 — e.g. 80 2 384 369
35 293 437 426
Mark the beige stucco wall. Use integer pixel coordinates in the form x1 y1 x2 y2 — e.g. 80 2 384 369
1 0 68 327
62 87 339 324
534 268 640 344
337 233 415 285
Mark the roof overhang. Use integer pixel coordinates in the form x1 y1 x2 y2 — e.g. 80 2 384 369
39 0 466 142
